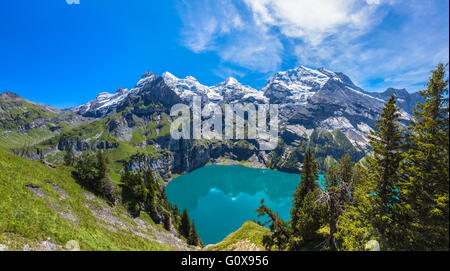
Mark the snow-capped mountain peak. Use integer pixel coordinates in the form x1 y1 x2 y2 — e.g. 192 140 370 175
135 71 157 88
161 71 213 101
71 65 422 152
74 86 132 117
224 77 239 86
262 65 332 104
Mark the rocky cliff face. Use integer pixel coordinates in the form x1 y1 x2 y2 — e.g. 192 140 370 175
71 66 419 152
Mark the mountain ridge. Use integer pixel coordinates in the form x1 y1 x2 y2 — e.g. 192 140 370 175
0 65 423 179
65 66 421 141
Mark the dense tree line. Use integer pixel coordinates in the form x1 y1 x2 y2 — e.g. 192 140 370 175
258 63 449 251
70 150 108 196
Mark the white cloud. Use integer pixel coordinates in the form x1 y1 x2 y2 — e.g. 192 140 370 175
178 0 284 72
179 0 244 53
177 0 448 92
178 0 390 73
243 0 385 45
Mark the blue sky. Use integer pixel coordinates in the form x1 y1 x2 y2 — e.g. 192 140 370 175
0 0 448 108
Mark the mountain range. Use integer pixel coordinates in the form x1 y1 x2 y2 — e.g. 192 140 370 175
0 66 422 179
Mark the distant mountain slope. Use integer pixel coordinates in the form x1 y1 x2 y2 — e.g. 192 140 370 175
69 66 419 153
0 92 87 152
365 87 422 114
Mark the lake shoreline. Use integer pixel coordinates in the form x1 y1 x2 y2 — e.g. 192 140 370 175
165 165 312 244
167 156 269 183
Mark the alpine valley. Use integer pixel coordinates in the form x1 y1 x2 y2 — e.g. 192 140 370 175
0 66 423 251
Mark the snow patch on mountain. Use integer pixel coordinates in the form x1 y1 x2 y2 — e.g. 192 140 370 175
71 65 420 152
74 87 131 116
210 77 268 104
263 66 330 104
161 72 215 101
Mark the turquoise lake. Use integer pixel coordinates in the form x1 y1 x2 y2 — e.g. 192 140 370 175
165 165 324 245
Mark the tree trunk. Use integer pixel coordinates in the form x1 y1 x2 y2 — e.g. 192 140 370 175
329 199 338 251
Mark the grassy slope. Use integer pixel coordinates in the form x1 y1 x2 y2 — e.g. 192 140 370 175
205 221 271 251
0 98 82 149
0 147 172 251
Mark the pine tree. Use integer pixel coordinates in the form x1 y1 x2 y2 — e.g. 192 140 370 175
75 152 105 195
291 148 319 225
366 94 404 247
180 209 191 238
64 146 75 166
120 167 148 215
188 220 203 247
323 154 354 250
94 150 107 193
396 63 449 250
256 199 290 251
96 150 107 179
335 163 378 251
289 148 324 249
143 168 158 202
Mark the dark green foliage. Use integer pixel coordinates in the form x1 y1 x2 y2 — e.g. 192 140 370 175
119 162 194 242
291 148 322 250
188 220 203 247
335 64 449 251
63 146 75 166
120 167 148 215
393 63 449 250
180 209 191 239
335 164 377 251
256 199 290 251
366 94 404 243
258 148 326 250
295 148 319 203
144 168 159 202
290 149 325 247
74 150 107 195
324 154 354 250
163 212 172 231
289 190 326 250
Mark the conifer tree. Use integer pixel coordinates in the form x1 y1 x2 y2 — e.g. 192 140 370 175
188 220 203 247
291 148 319 225
64 146 75 166
256 199 290 250
96 150 107 180
366 94 404 246
74 152 106 195
335 163 378 251
143 168 158 202
180 209 191 238
396 63 449 250
323 154 354 250
121 167 148 214
290 148 324 249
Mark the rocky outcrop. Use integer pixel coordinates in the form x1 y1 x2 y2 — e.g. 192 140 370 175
126 138 265 182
